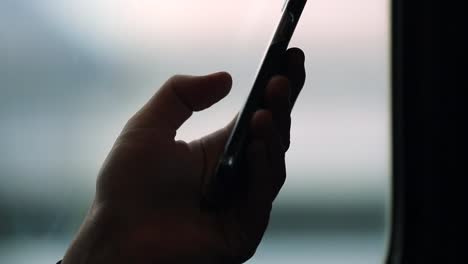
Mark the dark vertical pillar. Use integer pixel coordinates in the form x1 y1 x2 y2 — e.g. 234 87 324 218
388 0 468 263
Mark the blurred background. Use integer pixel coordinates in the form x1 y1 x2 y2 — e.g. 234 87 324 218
0 0 390 263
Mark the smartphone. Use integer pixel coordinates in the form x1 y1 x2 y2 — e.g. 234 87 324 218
203 0 307 210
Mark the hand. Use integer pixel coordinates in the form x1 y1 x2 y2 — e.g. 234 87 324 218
62 48 306 264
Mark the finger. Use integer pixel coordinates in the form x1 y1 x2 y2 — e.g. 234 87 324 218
189 115 237 193
216 138 271 264
126 72 232 132
265 120 287 200
234 110 285 244
249 110 286 202
197 108 277 202
283 47 306 113
265 75 291 151
241 139 272 239
247 109 286 204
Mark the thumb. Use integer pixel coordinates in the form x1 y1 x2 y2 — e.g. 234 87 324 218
126 72 232 132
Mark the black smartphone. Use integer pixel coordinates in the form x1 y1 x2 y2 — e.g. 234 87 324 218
204 0 307 210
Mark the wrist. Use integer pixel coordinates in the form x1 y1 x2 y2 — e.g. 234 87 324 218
62 204 122 264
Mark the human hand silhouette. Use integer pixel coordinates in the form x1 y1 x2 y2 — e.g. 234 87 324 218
62 48 305 264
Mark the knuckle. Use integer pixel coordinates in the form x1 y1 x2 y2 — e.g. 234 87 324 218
166 74 183 87
123 111 143 130
284 139 291 152
279 169 287 187
221 217 261 264
225 244 258 264
239 247 257 263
